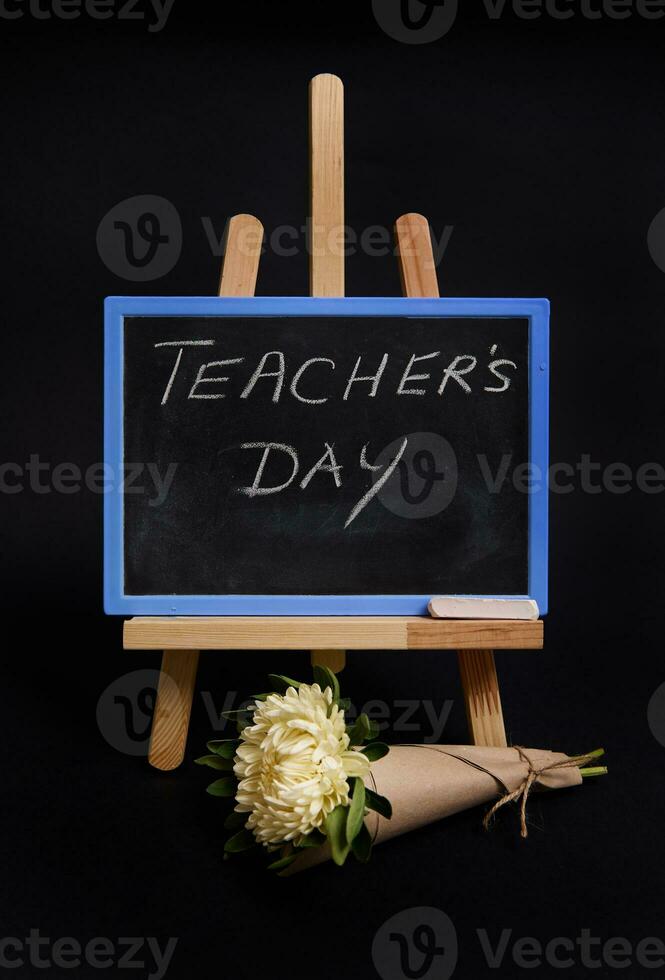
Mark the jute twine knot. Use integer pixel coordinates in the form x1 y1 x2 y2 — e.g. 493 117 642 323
483 747 600 839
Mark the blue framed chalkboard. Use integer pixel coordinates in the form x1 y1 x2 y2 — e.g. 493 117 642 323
104 296 549 616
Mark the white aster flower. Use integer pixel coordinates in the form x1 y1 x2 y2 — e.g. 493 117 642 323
233 683 370 847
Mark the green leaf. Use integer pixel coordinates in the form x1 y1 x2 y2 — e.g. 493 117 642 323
267 674 303 693
362 742 390 763
352 822 373 863
346 713 379 746
357 719 380 742
194 754 233 771
223 810 247 831
365 788 393 820
206 777 237 798
224 830 256 854
338 698 352 712
366 718 380 740
297 829 327 849
346 778 366 844
313 664 340 704
267 854 299 872
220 710 253 733
251 693 270 702
325 805 351 866
346 715 367 745
207 739 239 759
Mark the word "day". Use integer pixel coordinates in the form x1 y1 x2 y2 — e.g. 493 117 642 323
154 341 518 406
239 436 412 528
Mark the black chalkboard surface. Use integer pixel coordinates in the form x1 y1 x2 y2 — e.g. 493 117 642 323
115 308 537 610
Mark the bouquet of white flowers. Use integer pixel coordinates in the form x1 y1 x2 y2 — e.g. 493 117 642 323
197 665 392 872
198 667 606 874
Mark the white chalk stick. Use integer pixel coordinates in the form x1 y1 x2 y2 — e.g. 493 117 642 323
428 597 540 621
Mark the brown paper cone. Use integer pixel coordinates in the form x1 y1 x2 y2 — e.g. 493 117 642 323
284 745 583 874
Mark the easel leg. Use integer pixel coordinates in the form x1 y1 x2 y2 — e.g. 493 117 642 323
311 650 346 673
149 650 200 771
457 650 507 748
394 212 510 749
144 213 264 771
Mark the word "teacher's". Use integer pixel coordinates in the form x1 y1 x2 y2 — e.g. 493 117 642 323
154 341 518 405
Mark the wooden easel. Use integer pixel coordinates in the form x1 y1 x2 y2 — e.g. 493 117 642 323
124 75 544 770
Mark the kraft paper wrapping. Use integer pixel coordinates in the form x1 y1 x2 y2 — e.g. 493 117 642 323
285 745 583 874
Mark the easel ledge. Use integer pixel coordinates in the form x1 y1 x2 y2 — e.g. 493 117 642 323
124 617 543 651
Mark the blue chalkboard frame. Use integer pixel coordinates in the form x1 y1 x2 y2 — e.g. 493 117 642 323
104 296 549 616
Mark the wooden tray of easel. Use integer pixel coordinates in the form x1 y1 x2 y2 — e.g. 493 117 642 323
123 75 544 770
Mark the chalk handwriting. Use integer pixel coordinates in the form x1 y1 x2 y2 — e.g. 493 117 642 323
154 343 519 404
485 344 517 393
237 438 410 530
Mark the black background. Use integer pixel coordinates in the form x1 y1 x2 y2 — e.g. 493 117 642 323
123 315 528 598
1 2 665 978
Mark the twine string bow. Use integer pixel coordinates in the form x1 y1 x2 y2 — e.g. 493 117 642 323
483 746 601 838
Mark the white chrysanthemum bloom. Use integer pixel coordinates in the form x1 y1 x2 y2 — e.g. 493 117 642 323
233 683 370 847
